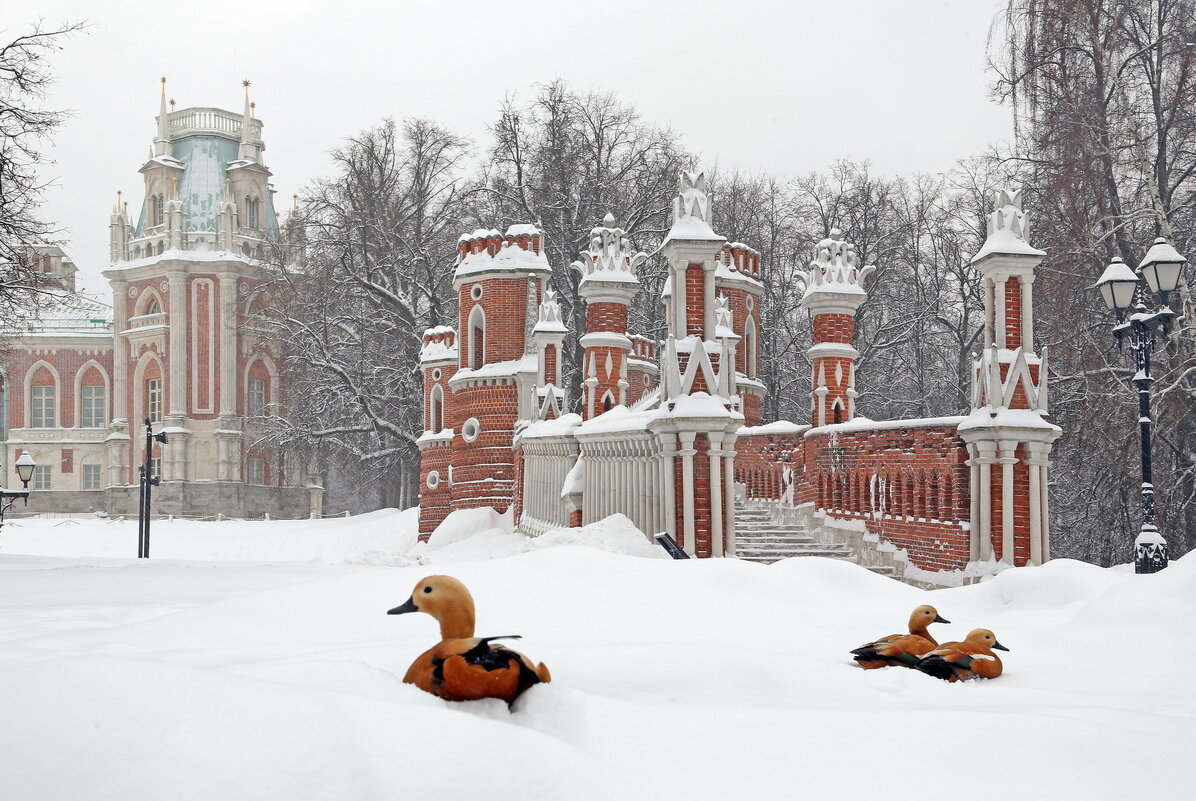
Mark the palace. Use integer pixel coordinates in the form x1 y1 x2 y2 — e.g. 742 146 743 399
0 85 320 518
419 174 1060 582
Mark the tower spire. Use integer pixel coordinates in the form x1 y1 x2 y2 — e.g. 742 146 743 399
154 76 171 157
238 79 257 162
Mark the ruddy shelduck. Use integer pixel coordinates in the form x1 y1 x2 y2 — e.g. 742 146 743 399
850 605 950 669
914 628 1009 682
387 575 551 705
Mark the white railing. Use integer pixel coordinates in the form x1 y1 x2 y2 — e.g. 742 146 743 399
518 436 577 533
168 107 249 138
576 431 663 536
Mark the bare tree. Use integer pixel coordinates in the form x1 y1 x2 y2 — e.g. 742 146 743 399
0 21 83 330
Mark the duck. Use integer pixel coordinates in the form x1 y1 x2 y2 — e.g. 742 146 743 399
850 605 950 669
387 575 551 705
914 628 1008 682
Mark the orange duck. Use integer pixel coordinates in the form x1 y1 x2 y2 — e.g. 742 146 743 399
850 605 950 669
914 628 1008 682
387 575 551 705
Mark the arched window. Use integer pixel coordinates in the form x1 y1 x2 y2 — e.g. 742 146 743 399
601 391 615 414
246 358 273 417
832 399 844 425
146 298 161 316
78 365 108 429
468 305 485 369
29 366 58 428
429 385 444 432
246 196 259 229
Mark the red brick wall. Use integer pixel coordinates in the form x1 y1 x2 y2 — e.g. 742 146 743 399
736 424 973 572
1004 277 1022 350
685 264 704 337
459 278 533 368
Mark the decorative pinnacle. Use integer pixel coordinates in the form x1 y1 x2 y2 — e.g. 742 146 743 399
160 76 167 92
292 193 299 211
986 188 1030 241
169 98 176 109
571 213 648 283
803 228 875 295
242 79 251 92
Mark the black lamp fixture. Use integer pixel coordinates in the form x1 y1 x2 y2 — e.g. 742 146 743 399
1 451 38 548
1093 236 1188 573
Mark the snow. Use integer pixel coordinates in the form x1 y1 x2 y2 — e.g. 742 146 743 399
662 214 724 243
807 415 966 436
958 407 1062 434
0 511 1192 800
520 412 582 440
740 420 810 436
970 227 1047 262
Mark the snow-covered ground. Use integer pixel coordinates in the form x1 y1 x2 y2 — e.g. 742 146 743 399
0 510 1191 800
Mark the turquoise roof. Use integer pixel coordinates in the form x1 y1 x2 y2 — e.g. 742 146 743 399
135 135 279 238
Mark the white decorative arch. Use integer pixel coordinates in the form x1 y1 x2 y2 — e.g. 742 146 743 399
134 287 165 318
73 359 111 429
467 304 486 369
745 317 758 379
23 359 61 428
133 351 166 424
600 390 616 414
831 397 846 425
429 384 445 432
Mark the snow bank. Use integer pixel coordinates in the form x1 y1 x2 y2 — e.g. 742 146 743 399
0 525 1192 800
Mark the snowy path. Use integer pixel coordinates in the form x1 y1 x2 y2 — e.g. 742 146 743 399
0 514 1191 799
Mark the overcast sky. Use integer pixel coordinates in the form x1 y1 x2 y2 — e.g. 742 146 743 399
27 0 1009 293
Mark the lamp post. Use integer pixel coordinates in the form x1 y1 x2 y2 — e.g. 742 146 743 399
1094 237 1188 573
137 418 168 558
1 452 37 549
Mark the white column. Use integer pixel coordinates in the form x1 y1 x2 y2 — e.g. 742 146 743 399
167 270 187 416
984 278 995 347
1040 456 1051 562
1028 454 1042 566
660 433 677 539
217 272 238 417
1021 275 1034 350
999 441 1017 564
723 450 737 557
967 447 982 562
678 431 697 556
994 274 1007 348
978 448 994 561
709 432 724 558
110 280 128 422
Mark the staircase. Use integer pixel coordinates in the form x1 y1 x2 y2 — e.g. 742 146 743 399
733 503 895 577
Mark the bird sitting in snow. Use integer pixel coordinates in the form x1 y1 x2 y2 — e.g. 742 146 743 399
387 575 551 706
914 628 1008 682
850 605 951 669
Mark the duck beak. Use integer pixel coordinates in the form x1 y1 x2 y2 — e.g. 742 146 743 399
933 614 951 624
992 641 1010 652
387 596 418 615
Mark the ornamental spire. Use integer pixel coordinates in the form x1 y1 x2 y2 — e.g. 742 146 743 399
154 76 170 155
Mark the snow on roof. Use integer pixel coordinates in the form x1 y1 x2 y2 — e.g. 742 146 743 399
802 229 873 301
970 188 1046 263
450 354 538 382
715 261 763 289
521 413 583 440
506 223 540 237
560 454 586 497
423 325 455 338
804 415 966 437
419 341 458 364
415 428 454 444
957 407 1061 434
667 392 742 421
455 241 551 279
576 404 660 436
663 171 725 245
106 248 252 272
17 289 113 335
739 420 810 437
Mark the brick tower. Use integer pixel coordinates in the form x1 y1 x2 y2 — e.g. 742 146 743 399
417 326 457 534
435 225 552 531
959 189 1060 566
801 230 874 427
573 214 648 418
715 242 766 425
650 172 743 557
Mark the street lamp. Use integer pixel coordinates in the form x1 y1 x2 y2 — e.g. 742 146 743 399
1094 237 1188 573
1 452 38 548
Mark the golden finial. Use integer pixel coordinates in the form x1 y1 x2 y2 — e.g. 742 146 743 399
169 98 176 109
242 79 251 97
172 177 178 197
250 101 256 112
123 202 128 214
160 75 167 89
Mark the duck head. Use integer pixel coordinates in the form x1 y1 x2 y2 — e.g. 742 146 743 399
388 575 476 641
964 628 1009 652
909 604 950 632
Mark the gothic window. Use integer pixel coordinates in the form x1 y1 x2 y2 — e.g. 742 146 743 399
601 392 614 414
248 378 266 416
31 383 56 428
832 400 844 425
468 305 485 369
153 194 165 227
146 377 163 423
146 298 161 316
81 384 106 428
246 196 260 229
